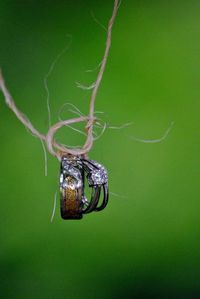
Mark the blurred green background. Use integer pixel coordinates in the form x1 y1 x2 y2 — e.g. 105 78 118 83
1 0 200 298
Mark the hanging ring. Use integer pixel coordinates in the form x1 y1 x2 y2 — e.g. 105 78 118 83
60 155 84 219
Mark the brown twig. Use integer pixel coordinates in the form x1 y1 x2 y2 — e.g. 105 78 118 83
0 0 119 160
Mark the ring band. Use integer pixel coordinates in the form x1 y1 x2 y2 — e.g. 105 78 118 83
60 155 84 219
82 186 101 214
82 159 109 213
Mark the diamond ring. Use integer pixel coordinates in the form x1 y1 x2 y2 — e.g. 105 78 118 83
81 159 109 213
59 156 109 219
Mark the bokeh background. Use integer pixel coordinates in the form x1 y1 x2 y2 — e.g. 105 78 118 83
1 0 200 298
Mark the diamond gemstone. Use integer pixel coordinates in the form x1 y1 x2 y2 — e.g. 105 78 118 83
89 169 107 185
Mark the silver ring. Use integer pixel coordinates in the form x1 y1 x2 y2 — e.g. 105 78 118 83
81 159 109 213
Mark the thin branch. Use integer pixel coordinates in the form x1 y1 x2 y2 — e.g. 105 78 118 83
46 116 89 158
130 121 174 144
51 190 57 223
108 122 133 130
0 71 45 141
58 102 85 119
85 61 102 73
76 81 96 90
110 191 128 199
88 0 119 119
44 35 72 128
83 0 119 151
40 139 48 176
0 0 119 160
90 11 107 32
93 122 107 140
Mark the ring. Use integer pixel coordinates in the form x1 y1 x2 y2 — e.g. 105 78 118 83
59 156 109 219
82 159 109 214
60 155 84 219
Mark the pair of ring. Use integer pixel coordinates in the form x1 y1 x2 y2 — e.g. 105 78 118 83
60 155 109 220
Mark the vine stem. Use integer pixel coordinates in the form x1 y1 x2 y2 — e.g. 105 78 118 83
0 0 119 160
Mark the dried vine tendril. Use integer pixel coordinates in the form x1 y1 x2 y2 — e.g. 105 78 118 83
0 0 120 161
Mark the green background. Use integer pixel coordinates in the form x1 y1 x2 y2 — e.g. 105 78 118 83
0 0 200 298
